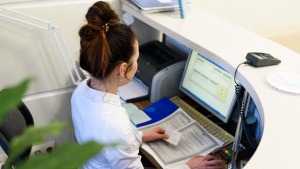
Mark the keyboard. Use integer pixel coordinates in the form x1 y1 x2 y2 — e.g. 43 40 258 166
170 96 234 151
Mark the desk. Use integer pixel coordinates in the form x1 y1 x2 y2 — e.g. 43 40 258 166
123 1 300 168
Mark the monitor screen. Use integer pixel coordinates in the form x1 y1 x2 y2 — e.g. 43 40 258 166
179 50 236 123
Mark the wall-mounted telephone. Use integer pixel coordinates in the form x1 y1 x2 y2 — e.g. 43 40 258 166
246 52 281 67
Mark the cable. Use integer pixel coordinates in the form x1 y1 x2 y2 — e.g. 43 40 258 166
241 114 258 148
234 84 243 114
236 84 258 148
234 60 251 115
234 61 251 85
234 60 258 149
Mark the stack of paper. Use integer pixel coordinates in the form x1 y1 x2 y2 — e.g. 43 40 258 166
137 98 223 168
121 0 179 14
117 76 148 102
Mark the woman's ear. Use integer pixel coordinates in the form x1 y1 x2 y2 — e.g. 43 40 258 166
118 62 127 76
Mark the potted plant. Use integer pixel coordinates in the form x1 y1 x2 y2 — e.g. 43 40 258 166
0 78 114 169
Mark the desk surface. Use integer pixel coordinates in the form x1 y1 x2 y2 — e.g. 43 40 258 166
123 1 300 168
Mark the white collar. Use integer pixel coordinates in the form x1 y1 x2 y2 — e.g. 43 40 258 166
83 79 121 107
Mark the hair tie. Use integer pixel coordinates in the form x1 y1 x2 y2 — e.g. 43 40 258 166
103 23 109 32
87 23 109 33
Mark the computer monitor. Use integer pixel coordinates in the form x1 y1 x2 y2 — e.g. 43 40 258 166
179 50 236 123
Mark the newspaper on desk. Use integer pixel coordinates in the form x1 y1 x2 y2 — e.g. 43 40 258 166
138 108 223 168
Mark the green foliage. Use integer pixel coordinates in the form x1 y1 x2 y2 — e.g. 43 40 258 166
16 141 109 169
0 78 114 169
0 78 33 123
9 122 70 163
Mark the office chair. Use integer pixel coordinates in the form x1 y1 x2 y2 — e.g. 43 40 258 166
0 101 34 165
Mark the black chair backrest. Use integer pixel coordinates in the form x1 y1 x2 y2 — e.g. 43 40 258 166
0 101 34 165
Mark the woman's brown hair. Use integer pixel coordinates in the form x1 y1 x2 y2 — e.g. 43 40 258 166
79 1 136 80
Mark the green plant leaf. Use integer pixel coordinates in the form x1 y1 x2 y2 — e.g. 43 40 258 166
9 122 70 161
16 141 109 169
0 78 34 123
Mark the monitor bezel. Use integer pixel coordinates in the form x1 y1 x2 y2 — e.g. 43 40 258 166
179 50 236 123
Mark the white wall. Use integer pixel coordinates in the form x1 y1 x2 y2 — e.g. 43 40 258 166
193 0 300 33
1 0 122 62
193 0 300 54
261 26 300 54
0 0 122 144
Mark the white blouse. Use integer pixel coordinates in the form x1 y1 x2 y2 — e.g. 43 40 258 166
71 79 190 169
71 79 143 169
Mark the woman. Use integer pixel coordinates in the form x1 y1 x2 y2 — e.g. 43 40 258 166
71 1 223 169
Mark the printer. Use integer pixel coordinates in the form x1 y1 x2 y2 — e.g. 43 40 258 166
135 40 186 103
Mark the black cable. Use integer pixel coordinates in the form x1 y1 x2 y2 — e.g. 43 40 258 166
234 60 258 149
234 60 251 114
234 61 251 85
234 84 243 114
241 114 258 148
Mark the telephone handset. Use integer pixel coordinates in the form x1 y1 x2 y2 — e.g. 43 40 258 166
246 52 281 67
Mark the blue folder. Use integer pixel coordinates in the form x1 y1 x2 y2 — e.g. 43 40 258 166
137 97 179 128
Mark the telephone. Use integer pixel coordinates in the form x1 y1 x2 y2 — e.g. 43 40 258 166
246 52 281 67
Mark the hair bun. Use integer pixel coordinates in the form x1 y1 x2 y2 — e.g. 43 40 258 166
85 1 119 32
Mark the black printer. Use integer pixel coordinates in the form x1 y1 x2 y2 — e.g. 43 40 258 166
135 40 186 103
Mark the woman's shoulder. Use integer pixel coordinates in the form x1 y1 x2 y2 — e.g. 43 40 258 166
72 79 88 97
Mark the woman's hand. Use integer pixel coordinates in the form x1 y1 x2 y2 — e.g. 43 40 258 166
142 127 169 143
187 155 223 169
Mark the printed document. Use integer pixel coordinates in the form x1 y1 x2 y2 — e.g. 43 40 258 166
139 108 223 168
122 103 151 125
